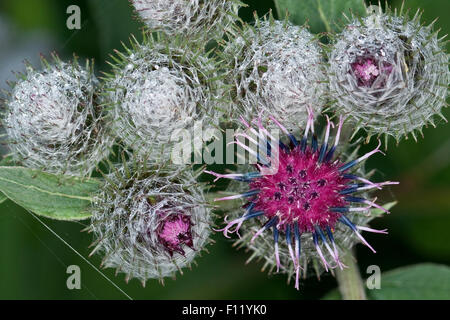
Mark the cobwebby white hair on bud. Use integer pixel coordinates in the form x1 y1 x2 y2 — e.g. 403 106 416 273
328 9 449 142
131 0 241 40
88 162 212 285
107 35 222 161
2 58 113 176
224 18 327 131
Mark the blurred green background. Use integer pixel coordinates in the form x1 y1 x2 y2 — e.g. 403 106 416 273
0 0 449 299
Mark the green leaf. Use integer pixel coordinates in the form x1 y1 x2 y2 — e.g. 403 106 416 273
0 192 7 205
274 0 367 34
323 263 450 300
0 166 101 221
367 263 450 300
0 156 14 204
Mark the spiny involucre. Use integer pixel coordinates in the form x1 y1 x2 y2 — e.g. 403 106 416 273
88 161 213 285
222 17 327 131
105 34 224 162
130 0 242 41
327 6 449 144
1 55 113 176
207 112 398 289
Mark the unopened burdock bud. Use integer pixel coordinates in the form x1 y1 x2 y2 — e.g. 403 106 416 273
88 161 212 285
223 17 327 131
1 55 113 176
328 7 449 143
131 0 242 41
105 34 223 162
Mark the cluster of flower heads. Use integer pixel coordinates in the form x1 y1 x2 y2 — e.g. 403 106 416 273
1 0 448 290
1 55 112 176
105 34 223 161
207 111 398 289
327 6 449 143
89 161 212 285
223 17 327 131
131 0 242 41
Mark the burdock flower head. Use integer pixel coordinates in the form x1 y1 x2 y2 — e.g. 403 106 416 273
328 6 449 143
223 17 327 131
207 110 398 289
1 54 112 176
130 0 242 41
105 33 222 161
88 160 212 285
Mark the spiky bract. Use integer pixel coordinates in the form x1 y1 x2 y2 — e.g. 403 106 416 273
222 17 327 131
89 161 212 285
1 55 112 176
105 34 223 162
328 7 449 143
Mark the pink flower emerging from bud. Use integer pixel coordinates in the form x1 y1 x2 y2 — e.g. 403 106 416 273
351 57 393 88
328 8 449 142
157 213 194 257
89 163 212 285
207 111 398 289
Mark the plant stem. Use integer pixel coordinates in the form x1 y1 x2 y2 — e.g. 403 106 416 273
335 250 367 300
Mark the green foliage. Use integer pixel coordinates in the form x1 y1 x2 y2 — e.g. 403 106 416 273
369 264 450 300
0 157 12 204
324 263 450 299
0 166 100 221
0 193 7 205
274 0 367 33
87 0 141 61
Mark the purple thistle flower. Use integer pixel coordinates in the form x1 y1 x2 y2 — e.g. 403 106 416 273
207 111 397 289
157 213 194 257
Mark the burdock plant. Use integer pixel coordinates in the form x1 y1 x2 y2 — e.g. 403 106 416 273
0 0 448 300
